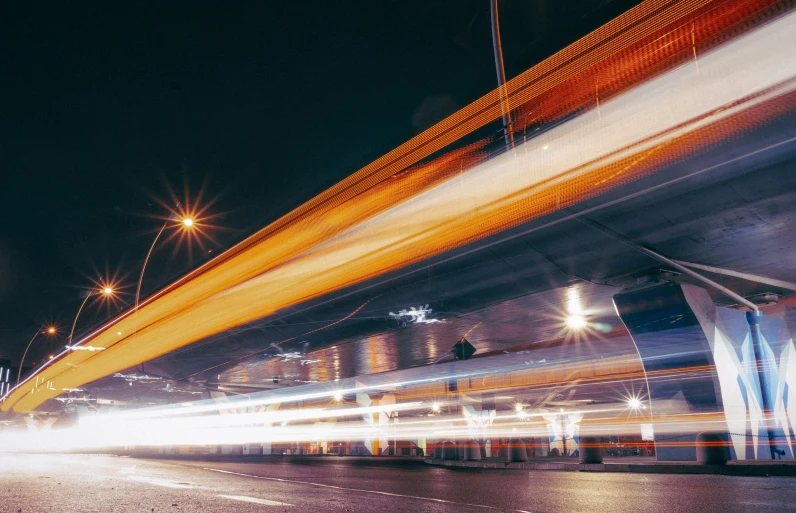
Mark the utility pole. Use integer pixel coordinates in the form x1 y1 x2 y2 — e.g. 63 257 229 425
490 0 514 150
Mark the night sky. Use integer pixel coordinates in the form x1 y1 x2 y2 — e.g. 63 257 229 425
0 1 640 364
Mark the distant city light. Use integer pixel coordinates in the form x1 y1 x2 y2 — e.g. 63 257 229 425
514 403 524 413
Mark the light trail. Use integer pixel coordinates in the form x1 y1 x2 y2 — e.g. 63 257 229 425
4 0 796 412
0 401 747 453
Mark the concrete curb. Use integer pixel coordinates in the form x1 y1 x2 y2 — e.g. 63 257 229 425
424 458 796 476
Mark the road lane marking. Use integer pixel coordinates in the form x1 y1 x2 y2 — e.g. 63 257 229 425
219 494 292 506
204 467 531 512
128 475 193 488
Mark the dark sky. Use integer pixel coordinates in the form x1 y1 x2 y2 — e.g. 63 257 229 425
0 0 641 364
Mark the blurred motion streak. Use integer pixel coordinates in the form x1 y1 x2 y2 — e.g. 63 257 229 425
4 0 796 412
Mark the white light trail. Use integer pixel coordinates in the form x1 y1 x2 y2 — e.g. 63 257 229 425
66 345 106 352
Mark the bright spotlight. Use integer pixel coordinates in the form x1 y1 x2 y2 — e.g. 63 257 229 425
627 397 643 411
182 218 194 227
566 315 587 329
431 402 441 413
46 327 56 334
102 287 113 296
514 403 524 413
333 392 343 402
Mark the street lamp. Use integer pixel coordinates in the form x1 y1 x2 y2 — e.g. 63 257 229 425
17 324 58 385
68 285 115 347
490 0 514 150
133 215 195 334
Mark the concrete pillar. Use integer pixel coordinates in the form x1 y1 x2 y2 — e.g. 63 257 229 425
509 439 528 462
243 443 262 455
497 438 509 459
441 441 457 460
696 432 728 465
459 441 482 461
579 436 603 464
614 283 729 461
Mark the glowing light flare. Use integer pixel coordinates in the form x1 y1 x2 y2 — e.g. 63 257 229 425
566 288 583 316
153 183 225 262
623 393 648 413
566 315 588 330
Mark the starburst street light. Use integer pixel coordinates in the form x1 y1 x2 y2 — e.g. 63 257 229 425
16 324 59 385
68 283 117 347
133 205 208 336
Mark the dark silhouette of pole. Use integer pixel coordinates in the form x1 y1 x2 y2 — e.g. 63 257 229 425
17 324 56 385
491 0 514 150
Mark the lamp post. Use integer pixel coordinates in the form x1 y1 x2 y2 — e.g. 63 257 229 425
490 0 514 150
133 216 194 335
16 325 58 385
68 286 115 348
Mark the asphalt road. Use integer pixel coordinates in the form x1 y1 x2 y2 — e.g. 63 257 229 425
1 454 795 513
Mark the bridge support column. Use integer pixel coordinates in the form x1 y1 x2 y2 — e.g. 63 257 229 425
614 282 796 460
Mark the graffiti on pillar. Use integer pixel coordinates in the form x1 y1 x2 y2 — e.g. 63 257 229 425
541 410 582 456
462 405 495 440
685 286 796 460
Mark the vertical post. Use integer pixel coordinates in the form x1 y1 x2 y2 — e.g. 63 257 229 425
746 311 779 459
490 0 514 150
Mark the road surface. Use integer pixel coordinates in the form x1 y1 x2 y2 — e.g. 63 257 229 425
1 453 794 512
